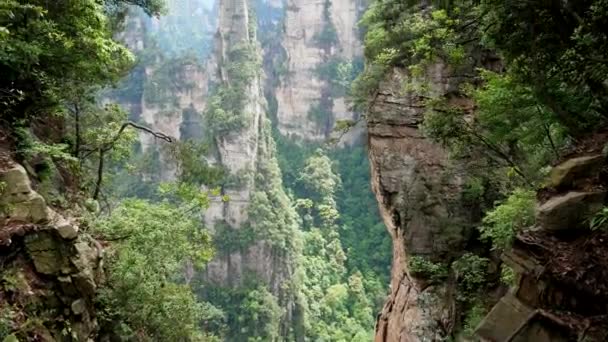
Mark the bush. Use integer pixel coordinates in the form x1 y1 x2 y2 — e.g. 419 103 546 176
452 253 489 300
408 256 448 282
462 302 486 337
589 206 608 231
480 189 536 251
94 199 217 341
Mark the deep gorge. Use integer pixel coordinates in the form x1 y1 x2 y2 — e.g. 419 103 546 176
1 0 608 341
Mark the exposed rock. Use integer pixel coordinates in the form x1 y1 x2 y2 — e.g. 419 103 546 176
275 0 362 141
0 164 49 223
475 293 534 341
56 223 78 240
71 298 87 315
536 191 605 231
369 67 473 341
49 210 79 240
24 231 72 275
549 154 605 188
478 153 608 341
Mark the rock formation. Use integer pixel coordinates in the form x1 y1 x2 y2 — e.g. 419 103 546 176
0 158 102 341
367 67 475 341
476 152 608 341
273 0 364 141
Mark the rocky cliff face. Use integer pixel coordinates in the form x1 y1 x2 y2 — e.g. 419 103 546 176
203 0 300 316
114 0 303 336
366 67 477 341
0 153 102 341
365 63 608 341
273 0 364 141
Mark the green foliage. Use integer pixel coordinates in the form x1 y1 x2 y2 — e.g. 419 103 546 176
408 256 448 282
480 189 536 251
298 149 341 200
94 199 217 341
589 206 608 231
462 301 486 337
204 44 260 137
199 282 281 342
239 287 282 342
315 57 362 98
0 307 15 339
452 253 489 300
352 2 476 109
462 177 486 203
164 140 225 187
500 264 516 286
292 150 376 340
213 220 258 253
479 0 608 133
331 146 391 284
0 0 163 121
14 126 77 166
424 70 567 185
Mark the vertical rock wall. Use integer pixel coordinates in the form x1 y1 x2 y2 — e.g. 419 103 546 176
115 0 302 336
367 67 475 341
274 0 364 141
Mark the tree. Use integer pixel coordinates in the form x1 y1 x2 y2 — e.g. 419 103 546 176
479 0 608 133
94 198 219 341
0 0 163 122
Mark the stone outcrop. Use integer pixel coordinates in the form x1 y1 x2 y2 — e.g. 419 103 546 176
476 153 608 341
1 164 49 224
368 67 474 341
548 154 604 188
0 161 103 341
536 191 605 231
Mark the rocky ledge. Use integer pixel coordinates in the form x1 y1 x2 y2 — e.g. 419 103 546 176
1 162 102 341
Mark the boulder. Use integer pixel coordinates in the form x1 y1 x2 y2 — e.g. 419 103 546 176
536 192 605 231
24 232 72 275
1 164 49 223
549 154 604 188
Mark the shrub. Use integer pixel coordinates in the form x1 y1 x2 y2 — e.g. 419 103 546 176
408 256 448 282
479 189 535 251
452 253 489 300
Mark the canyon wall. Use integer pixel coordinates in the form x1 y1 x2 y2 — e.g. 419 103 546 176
273 0 365 142
367 67 477 341
114 0 304 337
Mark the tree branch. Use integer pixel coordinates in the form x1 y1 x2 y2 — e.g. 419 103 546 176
90 121 173 200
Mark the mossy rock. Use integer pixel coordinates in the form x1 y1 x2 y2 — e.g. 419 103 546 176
1 164 49 223
24 232 72 275
536 191 605 231
549 155 604 188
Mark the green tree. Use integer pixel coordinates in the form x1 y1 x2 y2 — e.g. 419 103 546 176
0 0 163 122
94 198 219 341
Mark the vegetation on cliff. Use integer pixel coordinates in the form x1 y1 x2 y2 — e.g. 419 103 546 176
354 0 608 338
0 1 224 340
